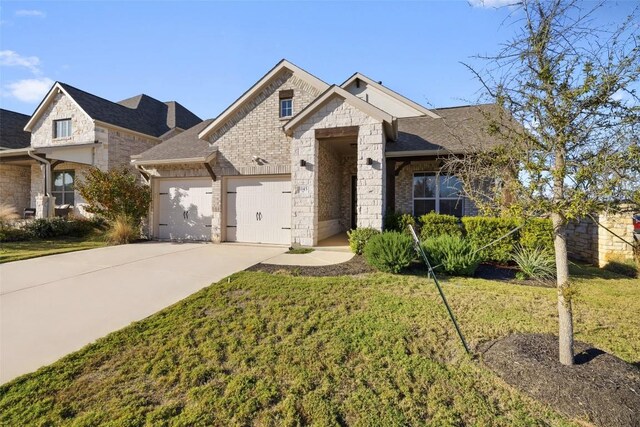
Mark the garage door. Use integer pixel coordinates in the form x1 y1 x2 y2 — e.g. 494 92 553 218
226 176 291 245
157 178 213 241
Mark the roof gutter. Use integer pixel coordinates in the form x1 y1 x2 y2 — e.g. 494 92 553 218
27 149 52 197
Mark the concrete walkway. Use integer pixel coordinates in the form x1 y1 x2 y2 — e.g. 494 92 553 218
0 242 285 384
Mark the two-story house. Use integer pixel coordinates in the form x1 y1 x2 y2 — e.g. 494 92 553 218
0 83 201 218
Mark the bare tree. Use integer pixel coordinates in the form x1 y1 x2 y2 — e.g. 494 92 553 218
453 0 639 365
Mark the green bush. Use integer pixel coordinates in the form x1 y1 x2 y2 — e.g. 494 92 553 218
347 227 381 255
421 235 481 276
0 226 31 242
364 232 415 273
23 218 97 240
512 245 556 281
384 211 416 234
462 217 520 263
520 218 554 253
419 212 462 240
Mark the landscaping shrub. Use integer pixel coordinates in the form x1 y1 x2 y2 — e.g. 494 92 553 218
512 245 556 281
0 227 31 242
347 227 381 255
363 232 414 273
422 235 480 276
76 167 151 226
520 218 554 253
384 211 416 234
23 217 96 240
419 212 462 240
462 216 520 263
106 215 139 244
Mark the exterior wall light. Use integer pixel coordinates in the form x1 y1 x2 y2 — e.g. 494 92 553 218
300 159 306 167
366 158 373 165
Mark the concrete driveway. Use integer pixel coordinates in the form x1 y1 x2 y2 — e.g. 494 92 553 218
0 242 285 384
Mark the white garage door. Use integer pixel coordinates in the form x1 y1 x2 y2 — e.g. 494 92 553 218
226 176 291 245
157 178 213 241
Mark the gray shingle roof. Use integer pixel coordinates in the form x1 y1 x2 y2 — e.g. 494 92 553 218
0 109 31 149
58 83 202 138
134 119 215 162
389 104 503 154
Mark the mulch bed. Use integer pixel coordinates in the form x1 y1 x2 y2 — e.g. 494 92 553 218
481 333 640 427
246 254 376 277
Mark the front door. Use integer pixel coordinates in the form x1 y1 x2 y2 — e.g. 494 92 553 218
350 175 357 229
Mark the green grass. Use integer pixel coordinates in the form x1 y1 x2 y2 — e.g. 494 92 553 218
286 247 315 254
1 266 638 426
0 234 109 264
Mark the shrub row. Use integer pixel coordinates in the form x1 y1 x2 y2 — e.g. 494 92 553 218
0 217 103 242
384 211 553 263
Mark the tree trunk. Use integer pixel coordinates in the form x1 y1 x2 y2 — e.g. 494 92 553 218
552 212 574 365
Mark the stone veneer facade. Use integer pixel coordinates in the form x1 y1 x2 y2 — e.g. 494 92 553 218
0 164 31 213
291 97 386 246
566 213 637 267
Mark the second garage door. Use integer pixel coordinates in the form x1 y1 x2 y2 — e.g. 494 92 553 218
226 176 291 245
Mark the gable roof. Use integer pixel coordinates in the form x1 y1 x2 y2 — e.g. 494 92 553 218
132 119 216 165
341 72 440 119
387 104 503 156
24 82 202 138
198 59 329 140
283 85 396 139
0 109 31 150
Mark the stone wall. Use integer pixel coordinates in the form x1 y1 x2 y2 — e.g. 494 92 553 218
394 160 477 216
291 96 385 246
30 91 95 148
566 213 636 267
0 164 31 213
340 155 357 230
317 142 342 222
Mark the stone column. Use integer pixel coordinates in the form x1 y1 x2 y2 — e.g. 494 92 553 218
291 123 317 247
356 122 385 230
35 194 55 218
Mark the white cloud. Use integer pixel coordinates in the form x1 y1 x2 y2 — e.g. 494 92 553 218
469 0 517 8
0 50 41 74
15 9 45 17
5 77 54 102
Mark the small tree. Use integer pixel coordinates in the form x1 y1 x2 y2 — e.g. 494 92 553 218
77 167 151 226
451 0 639 365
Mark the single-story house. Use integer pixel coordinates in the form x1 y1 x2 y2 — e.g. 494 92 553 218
132 59 498 246
0 83 202 218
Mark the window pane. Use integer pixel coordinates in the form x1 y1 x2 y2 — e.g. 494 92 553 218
280 99 292 117
439 175 462 198
66 192 75 206
63 172 74 191
414 199 436 217
440 199 463 218
413 174 425 198
53 173 65 191
52 192 63 205
424 174 437 198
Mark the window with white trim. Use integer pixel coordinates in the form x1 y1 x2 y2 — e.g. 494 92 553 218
52 170 75 206
413 172 464 217
280 98 293 118
54 119 72 139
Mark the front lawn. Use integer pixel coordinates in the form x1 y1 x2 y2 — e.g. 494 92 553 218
1 266 638 426
0 234 109 264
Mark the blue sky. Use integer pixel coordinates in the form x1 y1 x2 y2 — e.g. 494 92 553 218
0 1 635 120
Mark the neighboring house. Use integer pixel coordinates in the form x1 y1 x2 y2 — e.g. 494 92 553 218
133 59 498 245
0 83 201 218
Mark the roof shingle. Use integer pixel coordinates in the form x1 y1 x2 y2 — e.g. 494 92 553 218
134 119 215 162
0 109 31 150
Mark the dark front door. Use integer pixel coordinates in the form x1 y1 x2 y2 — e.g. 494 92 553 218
351 175 357 229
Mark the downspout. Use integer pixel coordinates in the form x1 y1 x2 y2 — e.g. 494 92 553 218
28 150 52 196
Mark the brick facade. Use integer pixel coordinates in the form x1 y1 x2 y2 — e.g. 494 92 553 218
30 92 95 148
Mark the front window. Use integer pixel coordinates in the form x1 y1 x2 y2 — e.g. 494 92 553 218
280 98 293 118
52 170 75 206
413 172 464 217
54 119 72 138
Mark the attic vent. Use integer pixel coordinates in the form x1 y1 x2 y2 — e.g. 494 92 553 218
279 89 294 99
356 78 360 88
